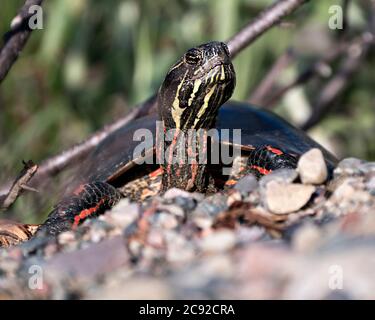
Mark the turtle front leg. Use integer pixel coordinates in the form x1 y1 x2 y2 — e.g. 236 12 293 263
36 182 121 237
225 146 298 187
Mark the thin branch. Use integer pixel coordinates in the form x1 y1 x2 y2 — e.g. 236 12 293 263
301 32 374 130
0 0 43 83
260 40 351 108
0 160 38 210
249 48 295 105
226 0 309 58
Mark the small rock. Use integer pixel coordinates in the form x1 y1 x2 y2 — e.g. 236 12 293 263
260 169 298 189
199 230 236 253
157 204 185 220
359 162 375 175
173 196 197 211
193 193 229 219
297 148 328 185
332 179 355 200
366 174 375 195
192 215 214 230
264 181 315 214
58 231 76 245
292 223 322 252
105 200 139 229
234 174 258 193
334 158 365 177
154 213 178 229
164 188 203 201
227 190 242 207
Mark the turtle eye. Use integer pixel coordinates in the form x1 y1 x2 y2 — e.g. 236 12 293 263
185 48 201 65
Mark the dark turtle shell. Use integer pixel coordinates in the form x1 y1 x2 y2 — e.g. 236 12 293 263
73 102 337 190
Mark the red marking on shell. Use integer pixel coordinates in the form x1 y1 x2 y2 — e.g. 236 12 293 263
266 146 283 155
251 165 272 175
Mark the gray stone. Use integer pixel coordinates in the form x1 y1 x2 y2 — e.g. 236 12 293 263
234 174 258 193
297 148 328 185
259 168 298 189
264 181 315 214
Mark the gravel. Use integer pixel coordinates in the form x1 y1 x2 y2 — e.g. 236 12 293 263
1 152 375 299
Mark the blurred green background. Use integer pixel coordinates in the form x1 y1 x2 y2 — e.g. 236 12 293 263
0 0 374 221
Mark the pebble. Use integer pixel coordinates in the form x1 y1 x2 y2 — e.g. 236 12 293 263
359 162 375 175
164 188 204 201
234 174 258 193
2 156 375 300
334 158 365 176
366 174 375 195
292 223 322 252
192 193 229 224
297 148 328 184
154 213 179 229
199 230 236 253
264 181 315 214
259 168 298 189
226 190 242 207
105 200 139 229
58 231 76 245
157 204 185 220
173 196 197 211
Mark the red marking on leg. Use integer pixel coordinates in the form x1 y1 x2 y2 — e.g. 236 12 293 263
266 146 283 155
72 198 106 229
187 160 198 189
251 165 272 175
225 179 237 186
166 129 181 184
149 167 163 178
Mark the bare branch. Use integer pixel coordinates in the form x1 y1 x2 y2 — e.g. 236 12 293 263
249 48 295 105
0 160 38 210
226 0 309 58
260 41 350 108
301 32 374 130
0 0 43 83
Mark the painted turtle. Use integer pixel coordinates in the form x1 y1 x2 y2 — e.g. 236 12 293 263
29 41 336 237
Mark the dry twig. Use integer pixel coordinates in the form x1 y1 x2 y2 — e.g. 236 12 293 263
226 0 309 58
0 0 43 83
301 32 374 130
249 49 295 105
0 160 38 210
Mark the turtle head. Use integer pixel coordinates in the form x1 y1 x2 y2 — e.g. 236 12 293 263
158 41 236 130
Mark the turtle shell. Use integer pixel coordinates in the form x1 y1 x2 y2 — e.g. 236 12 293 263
73 101 337 190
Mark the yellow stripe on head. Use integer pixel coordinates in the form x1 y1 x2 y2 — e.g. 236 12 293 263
172 70 188 128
